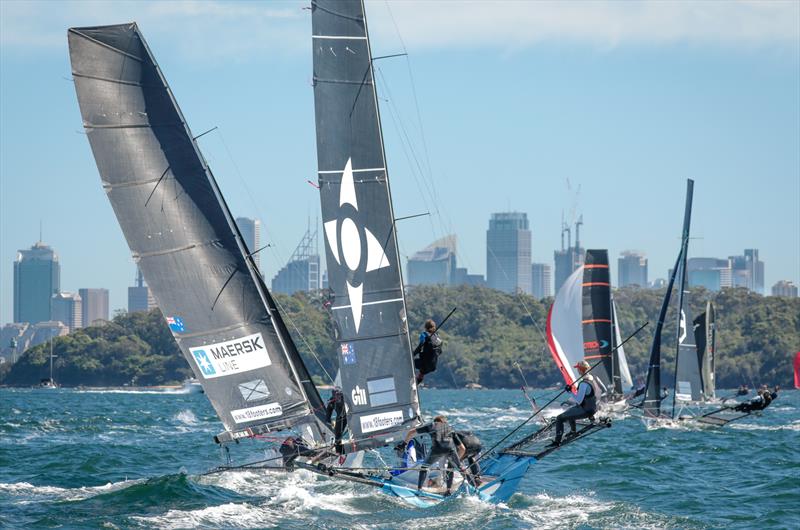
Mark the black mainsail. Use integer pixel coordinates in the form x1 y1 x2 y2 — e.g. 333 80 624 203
581 250 615 394
671 180 703 408
311 0 420 450
642 179 695 419
68 23 327 441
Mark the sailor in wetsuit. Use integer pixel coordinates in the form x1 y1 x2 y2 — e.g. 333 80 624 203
403 415 464 496
279 437 314 471
413 319 443 384
324 387 347 454
453 430 482 486
734 388 777 413
548 361 598 447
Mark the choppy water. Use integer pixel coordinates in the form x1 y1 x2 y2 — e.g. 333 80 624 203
1 388 798 529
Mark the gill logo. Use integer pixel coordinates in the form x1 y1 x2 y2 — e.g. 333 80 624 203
351 384 367 406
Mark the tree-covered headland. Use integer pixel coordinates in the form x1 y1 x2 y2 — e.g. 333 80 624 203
2 285 797 388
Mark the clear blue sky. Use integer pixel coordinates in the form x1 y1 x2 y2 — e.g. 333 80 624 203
1 0 798 320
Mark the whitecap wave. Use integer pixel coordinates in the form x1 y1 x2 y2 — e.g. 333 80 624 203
0 478 143 502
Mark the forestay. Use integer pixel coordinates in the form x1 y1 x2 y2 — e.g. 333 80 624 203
68 23 326 439
311 0 420 449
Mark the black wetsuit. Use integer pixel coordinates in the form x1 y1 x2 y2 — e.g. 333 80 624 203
453 431 482 486
413 331 442 381
734 393 772 413
324 389 347 453
416 421 461 492
554 380 597 443
279 437 313 470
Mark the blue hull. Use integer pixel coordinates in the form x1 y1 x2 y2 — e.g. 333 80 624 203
378 454 536 507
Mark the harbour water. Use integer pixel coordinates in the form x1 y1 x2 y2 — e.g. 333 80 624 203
1 388 798 529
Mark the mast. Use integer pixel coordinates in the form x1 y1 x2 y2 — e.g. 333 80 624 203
671 179 694 419
49 334 54 383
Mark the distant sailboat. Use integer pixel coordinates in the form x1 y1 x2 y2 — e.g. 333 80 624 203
793 352 800 390
547 249 633 408
693 301 716 401
40 334 58 389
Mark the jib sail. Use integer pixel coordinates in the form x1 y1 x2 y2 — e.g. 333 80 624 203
68 23 325 440
611 298 634 395
547 266 584 386
311 0 420 449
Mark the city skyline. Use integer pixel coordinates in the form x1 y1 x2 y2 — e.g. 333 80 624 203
1 1 798 319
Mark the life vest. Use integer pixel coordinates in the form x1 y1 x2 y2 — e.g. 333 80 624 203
430 421 455 451
578 380 597 413
419 332 443 374
455 431 482 455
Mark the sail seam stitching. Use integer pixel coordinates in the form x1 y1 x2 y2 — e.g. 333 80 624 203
72 72 143 87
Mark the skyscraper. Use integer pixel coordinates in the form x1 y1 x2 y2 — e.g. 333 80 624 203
531 263 553 299
618 251 648 288
79 288 109 325
271 226 321 295
686 258 732 291
771 280 798 298
486 212 532 294
553 217 585 292
13 241 60 324
729 249 765 294
407 236 457 286
236 217 262 270
128 268 157 313
51 292 83 332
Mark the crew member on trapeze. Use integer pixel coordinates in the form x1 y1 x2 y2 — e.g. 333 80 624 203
548 361 598 447
403 415 464 496
412 319 443 384
734 387 778 413
453 430 483 486
325 386 347 454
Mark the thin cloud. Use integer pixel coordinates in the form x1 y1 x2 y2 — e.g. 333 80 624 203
1 0 798 61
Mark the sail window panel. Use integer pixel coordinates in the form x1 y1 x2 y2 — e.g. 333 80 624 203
367 376 398 407
311 0 366 39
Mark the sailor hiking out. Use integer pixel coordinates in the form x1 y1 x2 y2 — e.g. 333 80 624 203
549 361 598 447
403 415 464 496
734 387 778 413
413 319 443 384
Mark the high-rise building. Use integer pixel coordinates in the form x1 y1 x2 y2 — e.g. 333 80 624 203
79 288 109 326
618 251 648 288
13 241 61 325
554 217 585 292
236 217 262 270
128 268 157 313
272 226 321 295
728 249 765 294
407 236 457 286
486 212 532 294
531 263 553 299
771 280 798 298
51 292 83 332
686 258 732 292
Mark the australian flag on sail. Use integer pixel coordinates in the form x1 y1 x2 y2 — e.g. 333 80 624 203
341 343 357 365
166 316 185 333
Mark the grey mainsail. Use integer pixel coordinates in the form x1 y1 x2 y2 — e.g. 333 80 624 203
68 23 326 441
694 301 716 400
311 0 420 449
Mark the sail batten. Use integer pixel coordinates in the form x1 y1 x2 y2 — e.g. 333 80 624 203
69 22 323 437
